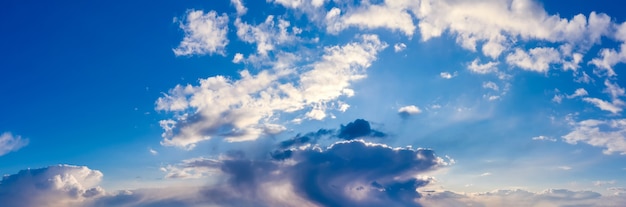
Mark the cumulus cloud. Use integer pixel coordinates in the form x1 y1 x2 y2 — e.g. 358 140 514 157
468 59 499 74
482 81 499 91
582 80 626 114
439 71 456 79
414 0 611 59
505 47 561 72
232 53 244 63
0 132 28 156
532 135 556 142
398 105 422 118
0 165 105 207
230 0 247 16
562 119 626 155
420 189 626 207
552 94 563 104
157 35 386 149
567 88 588 99
326 1 416 37
590 22 626 76
273 0 623 76
394 43 407 52
604 79 625 100
163 139 447 207
173 10 229 56
234 15 300 56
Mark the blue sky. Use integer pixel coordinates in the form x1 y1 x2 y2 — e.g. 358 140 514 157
1 0 626 206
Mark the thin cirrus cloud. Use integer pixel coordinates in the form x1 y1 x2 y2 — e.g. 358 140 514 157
0 132 28 156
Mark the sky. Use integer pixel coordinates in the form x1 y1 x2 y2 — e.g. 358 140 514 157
1 0 626 206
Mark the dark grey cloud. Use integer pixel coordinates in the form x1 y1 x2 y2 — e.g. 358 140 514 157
277 119 386 151
337 119 386 140
278 128 334 149
168 139 446 207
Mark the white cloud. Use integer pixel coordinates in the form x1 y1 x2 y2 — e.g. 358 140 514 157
552 94 563 104
592 44 625 76
532 135 556 142
439 71 455 79
563 119 626 155
230 0 247 16
157 35 386 149
479 172 492 176
567 88 588 99
580 80 626 114
467 59 498 74
0 132 28 156
604 79 625 100
398 105 422 118
506 47 561 72
173 10 229 56
482 81 499 91
0 165 105 207
583 97 623 114
274 0 620 74
235 15 300 56
232 53 244 63
327 1 416 37
394 42 407 52
413 0 611 58
487 95 500 101
149 148 158 155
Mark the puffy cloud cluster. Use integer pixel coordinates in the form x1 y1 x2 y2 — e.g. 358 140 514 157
0 132 28 156
234 15 300 56
271 0 625 76
0 165 105 207
173 10 229 56
157 35 387 149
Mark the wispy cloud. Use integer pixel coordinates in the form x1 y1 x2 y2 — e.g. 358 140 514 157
0 132 28 156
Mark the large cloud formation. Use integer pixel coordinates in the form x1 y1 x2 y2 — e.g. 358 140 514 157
163 139 447 207
0 165 105 207
158 35 386 149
